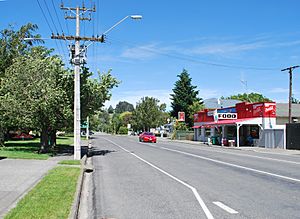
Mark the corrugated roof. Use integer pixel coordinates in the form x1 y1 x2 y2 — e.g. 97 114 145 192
204 98 241 109
276 103 300 117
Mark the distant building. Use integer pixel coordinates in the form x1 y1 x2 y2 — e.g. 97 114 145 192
193 101 286 149
276 103 300 124
204 98 241 109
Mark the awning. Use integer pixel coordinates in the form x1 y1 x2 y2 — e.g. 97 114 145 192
192 126 200 128
201 118 262 127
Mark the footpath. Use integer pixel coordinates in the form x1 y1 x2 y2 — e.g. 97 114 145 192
0 155 73 219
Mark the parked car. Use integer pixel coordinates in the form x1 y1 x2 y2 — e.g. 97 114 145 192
139 132 157 143
11 133 34 140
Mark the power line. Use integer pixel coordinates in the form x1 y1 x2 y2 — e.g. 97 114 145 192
43 0 66 57
60 0 70 35
36 0 54 33
36 0 68 63
51 0 64 32
43 0 59 33
109 37 280 71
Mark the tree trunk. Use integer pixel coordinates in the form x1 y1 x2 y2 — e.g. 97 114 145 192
0 129 4 147
40 127 49 153
49 130 56 148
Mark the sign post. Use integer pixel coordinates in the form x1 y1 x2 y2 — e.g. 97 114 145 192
178 111 185 122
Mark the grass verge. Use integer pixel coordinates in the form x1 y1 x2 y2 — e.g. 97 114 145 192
0 136 74 160
58 160 81 165
5 166 80 219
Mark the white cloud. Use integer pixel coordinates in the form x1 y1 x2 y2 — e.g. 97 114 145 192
269 88 289 94
120 43 159 60
185 42 265 56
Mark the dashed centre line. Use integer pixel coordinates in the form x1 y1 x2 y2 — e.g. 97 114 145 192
103 137 215 219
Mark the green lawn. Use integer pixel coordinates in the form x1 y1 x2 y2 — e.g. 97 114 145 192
4 166 80 219
0 136 74 160
58 160 81 165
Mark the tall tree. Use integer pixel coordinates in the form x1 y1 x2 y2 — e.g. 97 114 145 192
0 23 42 145
107 105 114 114
222 92 272 103
132 97 165 131
170 69 202 127
115 101 134 113
0 47 72 151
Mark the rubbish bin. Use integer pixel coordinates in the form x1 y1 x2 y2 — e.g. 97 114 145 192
211 136 217 145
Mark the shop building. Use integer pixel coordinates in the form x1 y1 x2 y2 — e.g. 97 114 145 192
193 102 286 148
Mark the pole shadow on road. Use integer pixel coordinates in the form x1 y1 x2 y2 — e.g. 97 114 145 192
88 148 116 157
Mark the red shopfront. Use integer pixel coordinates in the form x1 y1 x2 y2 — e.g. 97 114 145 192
193 102 277 147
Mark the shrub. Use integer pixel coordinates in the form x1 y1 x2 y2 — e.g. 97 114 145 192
118 126 128 135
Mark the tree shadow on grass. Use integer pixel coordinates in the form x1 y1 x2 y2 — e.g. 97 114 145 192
3 141 41 153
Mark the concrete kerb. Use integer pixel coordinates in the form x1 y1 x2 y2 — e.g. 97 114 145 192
68 154 88 219
69 139 95 219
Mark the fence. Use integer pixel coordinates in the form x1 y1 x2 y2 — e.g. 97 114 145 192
286 123 300 150
175 131 194 140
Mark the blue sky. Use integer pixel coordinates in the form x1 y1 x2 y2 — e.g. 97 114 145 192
1 0 300 110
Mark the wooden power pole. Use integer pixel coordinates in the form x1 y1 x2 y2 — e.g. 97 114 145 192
51 2 104 160
281 65 299 124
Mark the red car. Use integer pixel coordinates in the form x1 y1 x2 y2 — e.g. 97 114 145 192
139 132 157 143
11 133 34 140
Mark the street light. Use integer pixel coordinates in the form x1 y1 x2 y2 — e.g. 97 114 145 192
102 15 142 35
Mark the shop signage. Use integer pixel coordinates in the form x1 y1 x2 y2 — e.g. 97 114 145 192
178 111 185 121
218 113 237 119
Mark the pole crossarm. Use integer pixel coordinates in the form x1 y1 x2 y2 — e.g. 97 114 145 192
60 5 96 12
51 34 104 42
281 65 300 72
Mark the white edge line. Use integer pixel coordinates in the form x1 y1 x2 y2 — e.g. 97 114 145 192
161 147 300 183
213 201 238 214
103 137 214 219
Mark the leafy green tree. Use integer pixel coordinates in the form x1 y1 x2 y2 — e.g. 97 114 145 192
222 92 272 103
0 47 72 151
188 101 205 122
0 23 42 145
60 67 120 129
111 113 122 134
90 110 111 132
132 97 166 131
170 69 203 127
115 101 134 113
0 23 42 77
119 111 133 126
292 96 300 104
108 105 114 114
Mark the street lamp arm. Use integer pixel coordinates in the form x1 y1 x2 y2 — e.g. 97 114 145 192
102 15 142 35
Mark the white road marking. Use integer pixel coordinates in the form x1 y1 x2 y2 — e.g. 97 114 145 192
190 146 300 165
140 142 300 165
213 201 238 214
159 140 300 165
103 137 214 219
161 147 300 183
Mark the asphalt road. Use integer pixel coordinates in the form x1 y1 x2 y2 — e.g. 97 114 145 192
91 133 300 219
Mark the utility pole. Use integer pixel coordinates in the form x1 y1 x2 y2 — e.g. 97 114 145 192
281 65 299 124
52 3 103 160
